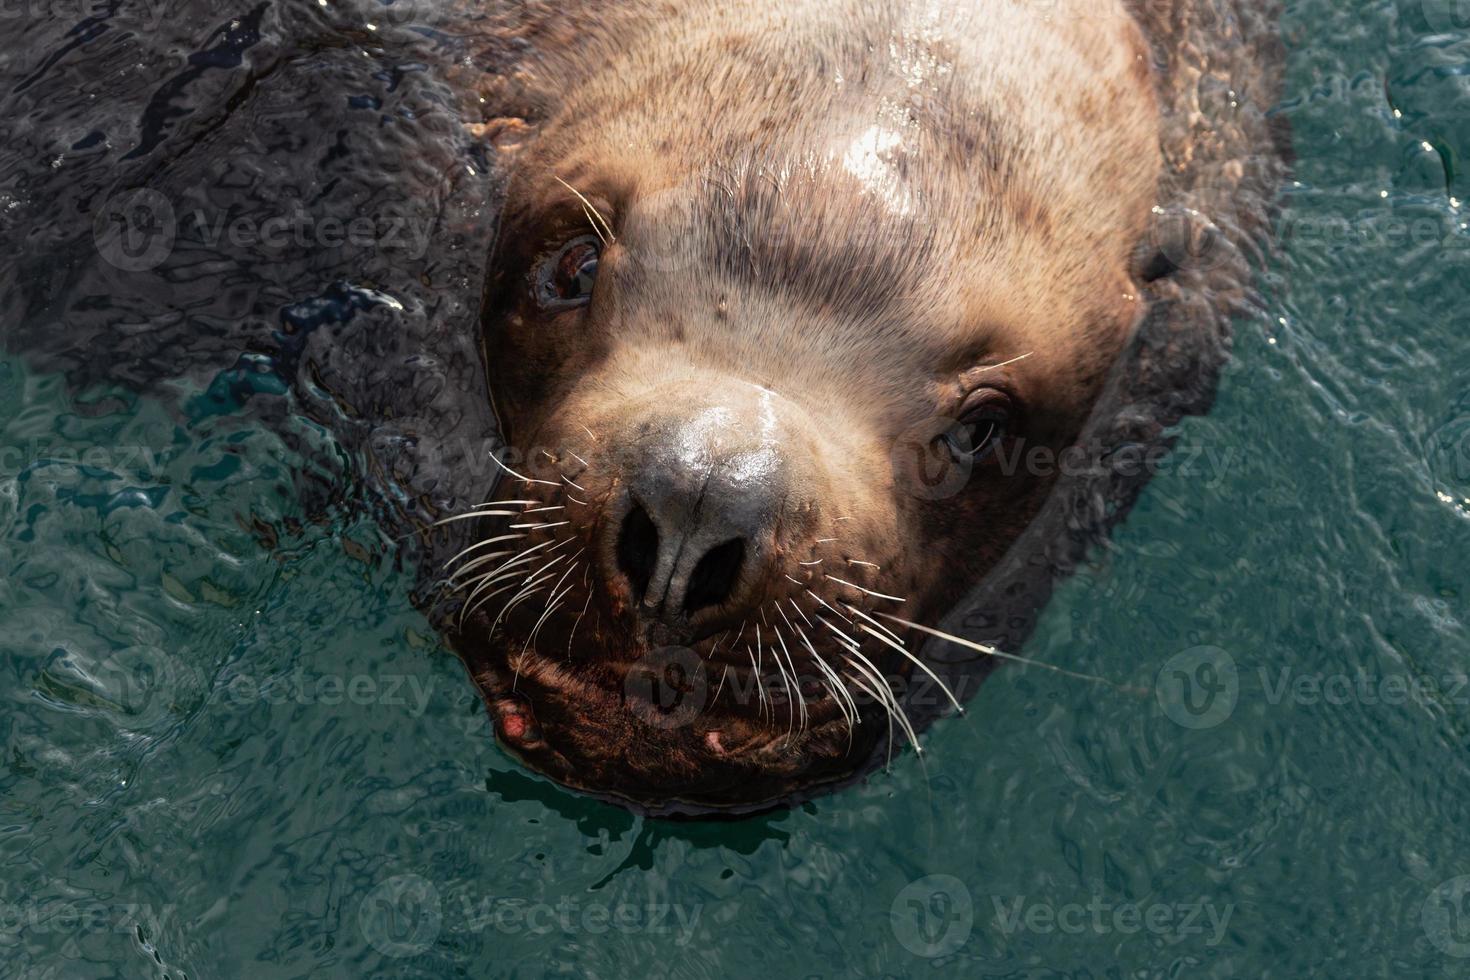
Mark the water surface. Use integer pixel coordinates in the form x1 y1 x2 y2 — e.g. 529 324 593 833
1 0 1469 976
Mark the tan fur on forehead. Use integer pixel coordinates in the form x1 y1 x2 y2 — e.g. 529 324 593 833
503 0 1159 402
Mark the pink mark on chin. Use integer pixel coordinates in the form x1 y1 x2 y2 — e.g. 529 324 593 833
501 712 528 740
496 700 537 743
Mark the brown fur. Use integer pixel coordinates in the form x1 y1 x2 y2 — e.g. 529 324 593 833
445 0 1288 814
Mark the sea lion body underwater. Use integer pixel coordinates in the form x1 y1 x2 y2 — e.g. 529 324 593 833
444 0 1288 813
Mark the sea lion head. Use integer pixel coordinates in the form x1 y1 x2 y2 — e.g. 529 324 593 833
457 6 1161 813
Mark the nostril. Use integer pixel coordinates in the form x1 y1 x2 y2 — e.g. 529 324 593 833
616 501 659 602
684 538 745 614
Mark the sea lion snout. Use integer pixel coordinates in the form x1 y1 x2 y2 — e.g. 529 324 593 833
603 384 818 641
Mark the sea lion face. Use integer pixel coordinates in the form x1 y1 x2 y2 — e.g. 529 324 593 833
461 3 1161 812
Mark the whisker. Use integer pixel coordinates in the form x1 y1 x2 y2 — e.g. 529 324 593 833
561 474 586 492
802 629 856 747
493 571 557 634
578 201 607 245
458 540 572 627
747 648 769 718
754 623 765 721
771 641 796 737
842 666 893 767
786 597 814 628
786 614 849 742
825 574 905 603
806 589 852 624
800 625 858 737
842 603 904 644
855 623 964 715
844 650 921 755
773 613 808 733
458 536 563 591
525 598 565 654
819 679 854 743
443 532 527 570
508 520 571 531
443 550 518 588
524 557 581 652
429 509 525 529
980 350 1035 371
876 613 1130 689
816 615 922 753
460 556 554 626
554 176 617 243
567 588 594 657
459 575 532 628
489 452 561 488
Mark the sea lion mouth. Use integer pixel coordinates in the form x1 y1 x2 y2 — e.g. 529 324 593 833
464 625 888 814
436 443 936 814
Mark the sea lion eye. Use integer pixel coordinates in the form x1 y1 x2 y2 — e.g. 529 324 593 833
536 235 601 309
939 389 1012 462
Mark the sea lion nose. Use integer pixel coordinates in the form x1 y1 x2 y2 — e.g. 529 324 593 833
614 497 748 621
610 408 787 629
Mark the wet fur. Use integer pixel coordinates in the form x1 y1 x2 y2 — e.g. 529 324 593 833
449 0 1291 812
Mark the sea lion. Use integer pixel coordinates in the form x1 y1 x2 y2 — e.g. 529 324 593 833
437 0 1288 814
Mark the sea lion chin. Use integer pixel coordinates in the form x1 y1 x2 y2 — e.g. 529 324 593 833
435 0 1286 815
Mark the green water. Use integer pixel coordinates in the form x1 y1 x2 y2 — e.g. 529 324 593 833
2 0 1469 976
